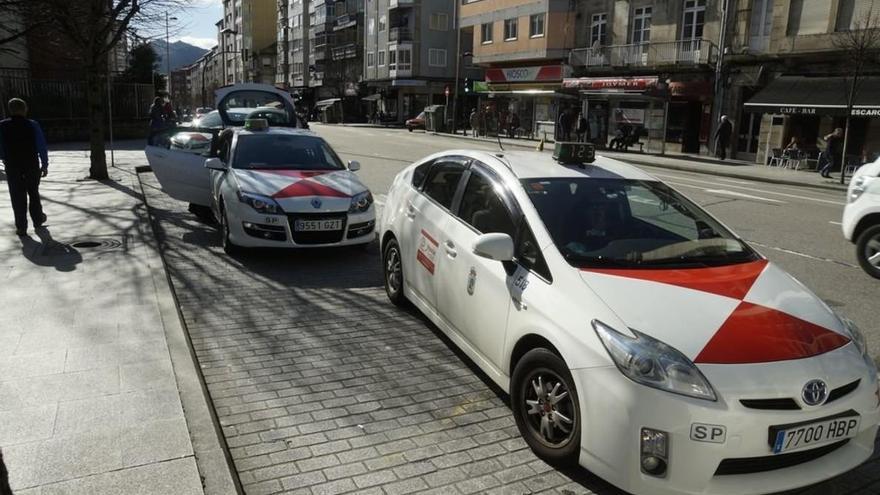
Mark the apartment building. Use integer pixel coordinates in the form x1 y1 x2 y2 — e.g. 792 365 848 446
363 0 477 123
563 0 721 153
221 0 278 84
277 0 312 93
460 0 578 138
725 0 880 164
310 0 366 121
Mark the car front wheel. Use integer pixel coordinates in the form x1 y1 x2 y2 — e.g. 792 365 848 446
382 238 406 306
511 348 581 465
856 224 880 279
220 202 242 256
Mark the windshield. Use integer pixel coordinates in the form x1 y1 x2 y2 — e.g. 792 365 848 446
522 178 758 268
233 134 346 171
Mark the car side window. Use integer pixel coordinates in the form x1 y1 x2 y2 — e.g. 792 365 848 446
457 171 516 238
516 221 551 281
422 161 466 209
412 160 432 189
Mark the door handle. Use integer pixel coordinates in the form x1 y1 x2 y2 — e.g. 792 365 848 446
444 240 457 258
404 204 416 218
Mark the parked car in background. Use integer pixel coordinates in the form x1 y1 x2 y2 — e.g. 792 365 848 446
405 111 426 132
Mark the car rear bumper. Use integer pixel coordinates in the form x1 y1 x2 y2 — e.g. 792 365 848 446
572 366 880 495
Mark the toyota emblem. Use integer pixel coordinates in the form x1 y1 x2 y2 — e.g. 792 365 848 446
311 198 322 209
802 379 828 406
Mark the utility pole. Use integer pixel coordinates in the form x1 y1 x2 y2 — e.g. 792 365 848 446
165 12 178 96
710 0 730 156
451 0 461 135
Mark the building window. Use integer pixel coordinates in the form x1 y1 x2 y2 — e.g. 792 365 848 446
749 0 773 51
590 13 607 46
504 18 518 40
681 0 706 40
367 52 375 67
430 13 449 31
378 50 385 66
379 15 386 32
481 22 493 43
835 0 872 31
368 18 375 35
388 48 396 70
398 46 412 70
632 7 652 44
529 14 545 37
428 48 447 67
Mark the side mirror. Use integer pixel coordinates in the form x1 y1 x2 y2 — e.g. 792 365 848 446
348 160 361 172
472 233 514 262
205 158 226 171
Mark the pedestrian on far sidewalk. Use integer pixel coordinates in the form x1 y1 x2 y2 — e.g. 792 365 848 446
469 108 479 137
575 111 588 142
714 115 733 160
0 98 49 236
819 128 844 178
148 96 165 145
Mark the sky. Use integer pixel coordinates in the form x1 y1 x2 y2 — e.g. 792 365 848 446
174 0 223 49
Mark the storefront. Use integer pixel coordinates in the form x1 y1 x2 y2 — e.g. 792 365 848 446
562 76 713 153
364 80 450 123
475 65 573 139
744 76 880 165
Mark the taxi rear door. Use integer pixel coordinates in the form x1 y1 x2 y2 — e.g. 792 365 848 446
402 157 469 312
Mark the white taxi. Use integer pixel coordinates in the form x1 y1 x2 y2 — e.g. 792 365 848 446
378 143 880 495
843 157 880 279
145 84 374 253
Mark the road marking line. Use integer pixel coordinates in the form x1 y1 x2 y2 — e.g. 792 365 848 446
652 172 844 206
703 189 786 204
747 240 857 269
829 221 842 225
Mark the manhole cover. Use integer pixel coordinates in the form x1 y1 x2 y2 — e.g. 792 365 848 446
71 241 102 248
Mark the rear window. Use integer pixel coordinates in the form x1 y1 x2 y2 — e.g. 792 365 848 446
233 134 345 171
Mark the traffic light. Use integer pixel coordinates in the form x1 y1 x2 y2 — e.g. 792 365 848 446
464 78 472 93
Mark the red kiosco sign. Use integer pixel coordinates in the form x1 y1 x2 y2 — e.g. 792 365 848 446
486 65 565 83
562 77 659 91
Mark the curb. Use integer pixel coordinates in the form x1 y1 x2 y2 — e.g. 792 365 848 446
431 131 848 193
134 169 243 495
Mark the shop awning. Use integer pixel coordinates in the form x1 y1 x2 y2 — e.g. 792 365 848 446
361 94 382 101
315 98 341 108
563 76 658 92
744 76 880 116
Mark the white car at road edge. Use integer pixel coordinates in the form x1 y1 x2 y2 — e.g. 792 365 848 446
843 157 880 279
379 143 880 495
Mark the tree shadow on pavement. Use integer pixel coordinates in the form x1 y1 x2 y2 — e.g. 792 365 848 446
19 227 82 271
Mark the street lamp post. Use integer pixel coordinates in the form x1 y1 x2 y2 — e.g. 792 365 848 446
165 12 178 96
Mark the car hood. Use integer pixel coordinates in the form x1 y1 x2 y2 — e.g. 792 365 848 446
231 168 367 212
579 260 852 364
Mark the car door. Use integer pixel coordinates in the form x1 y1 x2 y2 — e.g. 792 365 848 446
403 157 469 313
144 127 216 207
435 163 519 369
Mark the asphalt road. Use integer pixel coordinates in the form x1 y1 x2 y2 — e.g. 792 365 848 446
310 124 880 364
139 124 880 495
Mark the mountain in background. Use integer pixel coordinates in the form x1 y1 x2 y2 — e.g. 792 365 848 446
150 39 210 73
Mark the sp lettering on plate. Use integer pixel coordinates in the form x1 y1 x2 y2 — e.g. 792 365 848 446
690 423 726 444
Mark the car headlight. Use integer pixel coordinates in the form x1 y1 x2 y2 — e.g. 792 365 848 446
593 320 717 401
848 175 874 203
237 191 283 214
843 318 876 369
349 191 373 213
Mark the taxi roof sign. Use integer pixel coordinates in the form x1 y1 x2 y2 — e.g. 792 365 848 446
245 118 269 131
553 142 595 166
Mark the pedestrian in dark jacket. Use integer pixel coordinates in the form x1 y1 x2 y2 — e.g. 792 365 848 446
148 97 165 145
820 128 844 178
558 108 572 141
575 112 589 142
0 98 49 236
714 115 733 160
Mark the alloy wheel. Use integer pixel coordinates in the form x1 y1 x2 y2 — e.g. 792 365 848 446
521 369 577 448
385 244 402 296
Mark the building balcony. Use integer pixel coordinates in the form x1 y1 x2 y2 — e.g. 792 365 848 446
389 27 413 42
389 0 414 9
331 43 358 60
569 39 717 70
334 13 358 31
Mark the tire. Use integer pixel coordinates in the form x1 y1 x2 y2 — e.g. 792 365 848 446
408 127 413 132
511 348 581 466
382 237 407 306
188 203 215 223
855 224 880 279
219 202 242 256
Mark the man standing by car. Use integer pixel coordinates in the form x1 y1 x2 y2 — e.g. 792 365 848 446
0 98 49 236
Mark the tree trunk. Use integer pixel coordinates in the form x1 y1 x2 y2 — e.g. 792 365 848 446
86 68 109 180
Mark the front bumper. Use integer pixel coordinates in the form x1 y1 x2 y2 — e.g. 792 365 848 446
572 365 880 495
226 204 376 248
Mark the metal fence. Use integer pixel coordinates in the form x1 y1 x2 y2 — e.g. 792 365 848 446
0 75 154 121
